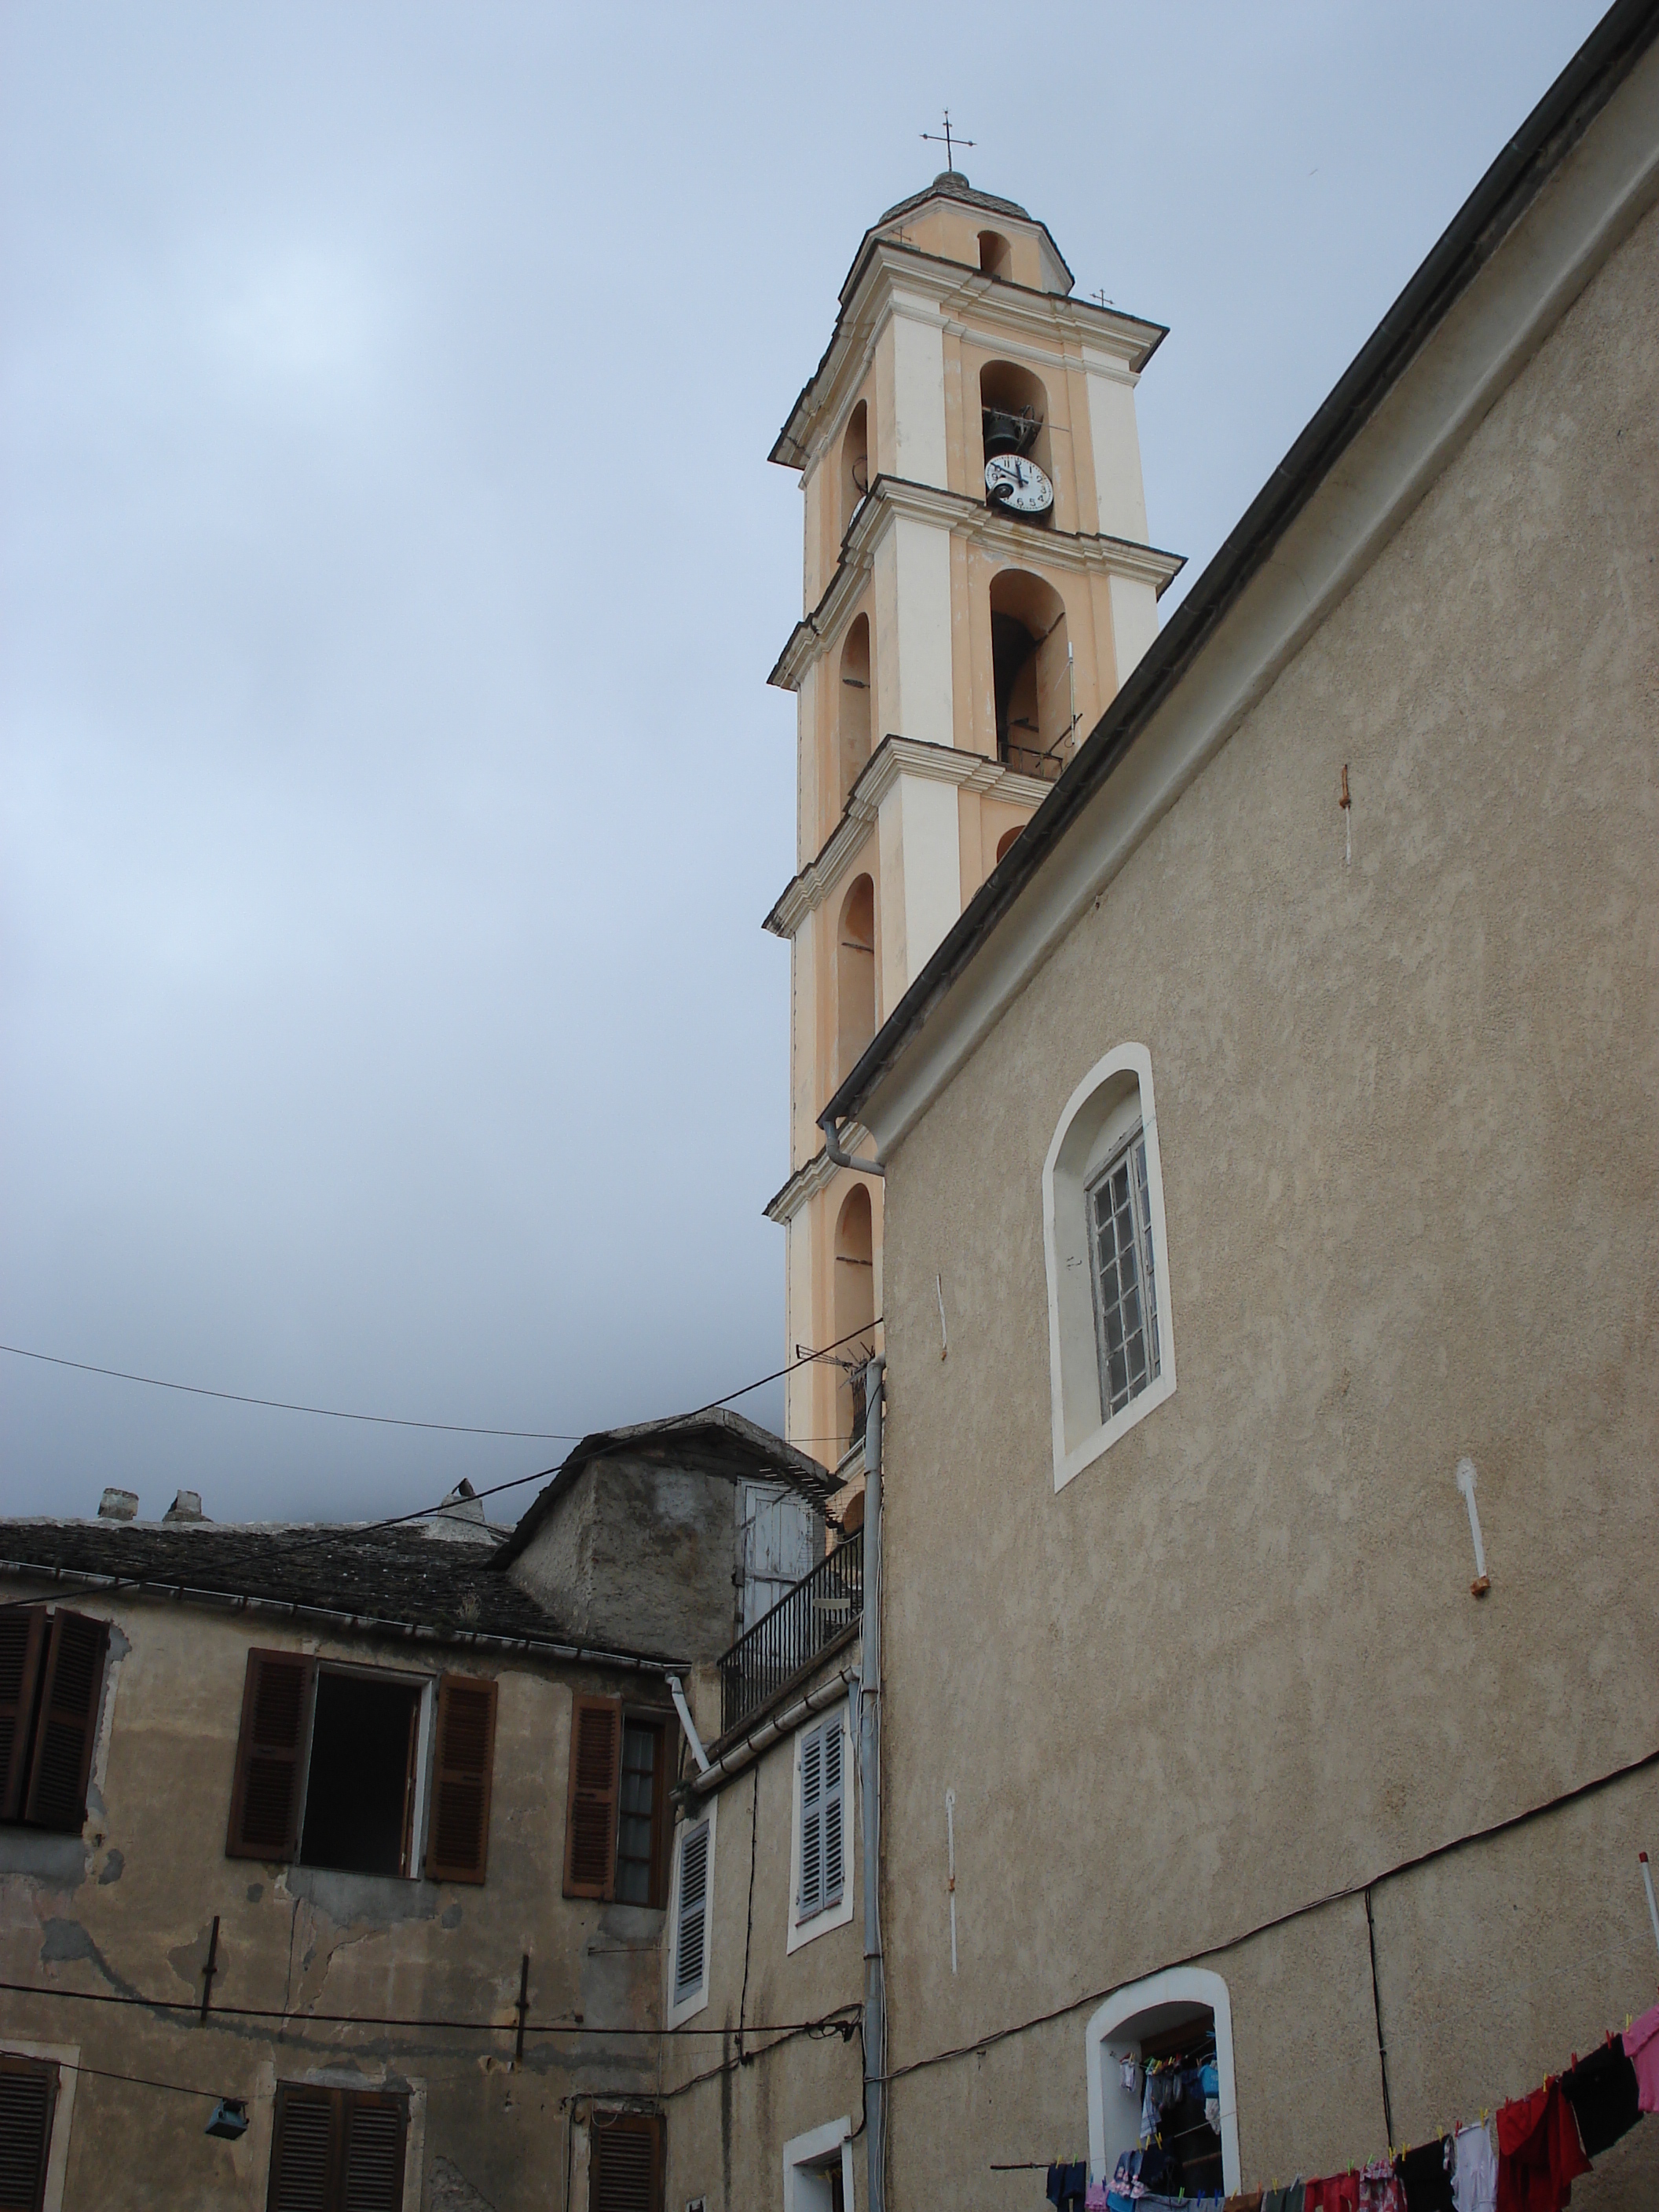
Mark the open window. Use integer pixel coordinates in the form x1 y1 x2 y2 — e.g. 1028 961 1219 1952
225 1650 496 1884
978 229 1013 279
833 1185 877 1456
839 400 870 540
837 616 873 806
1085 1968 1239 2199
267 2084 408 2212
980 359 1053 493
562 1693 672 1906
783 2118 855 2212
0 1606 109 1834
1042 1044 1177 1489
667 1802 715 2027
990 569 1071 778
836 873 876 1085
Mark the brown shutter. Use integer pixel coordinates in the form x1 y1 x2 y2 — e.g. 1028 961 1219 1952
0 2055 58 2212
0 1606 47 1822
424 1674 497 1884
22 1610 109 1833
591 2111 664 2212
267 2086 338 2212
562 1691 622 1899
340 2092 406 2212
227 1650 315 1861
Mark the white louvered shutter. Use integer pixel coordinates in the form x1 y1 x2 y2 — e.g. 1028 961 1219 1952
673 1818 710 2005
821 1714 844 1910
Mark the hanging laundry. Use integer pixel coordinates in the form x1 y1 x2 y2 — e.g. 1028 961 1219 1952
1626 1999 1659 2115
1493 2082 1588 2212
1141 2063 1183 2141
1449 2121 1497 2212
1222 2192 1264 2212
1046 2159 1087 2211
1121 2054 1145 2099
1084 2185 1111 2212
1394 2137 1455 2212
1261 2185 1305 2212
1303 2173 1360 2212
1560 2036 1641 2155
1357 2157 1407 2210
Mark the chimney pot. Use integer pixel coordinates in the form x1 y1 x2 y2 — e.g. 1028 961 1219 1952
163 1489 206 1522
97 1488 140 1522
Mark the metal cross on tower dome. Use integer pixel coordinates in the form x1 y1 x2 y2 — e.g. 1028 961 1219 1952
921 111 975 172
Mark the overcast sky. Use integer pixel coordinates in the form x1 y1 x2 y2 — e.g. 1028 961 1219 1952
2 1 1606 1526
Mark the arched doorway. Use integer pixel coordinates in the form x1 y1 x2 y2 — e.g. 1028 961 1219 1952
1083 1967 1239 2198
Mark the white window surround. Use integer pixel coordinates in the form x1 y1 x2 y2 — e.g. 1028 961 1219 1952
1084 1968 1240 2199
1042 1043 1177 1490
787 1703 855 1955
666 1796 716 2027
2 2039 79 2212
782 2115 855 2212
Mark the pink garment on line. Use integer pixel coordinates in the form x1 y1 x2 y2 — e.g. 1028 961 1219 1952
1627 2001 1659 2115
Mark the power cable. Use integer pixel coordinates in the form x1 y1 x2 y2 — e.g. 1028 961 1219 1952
0 1342 581 1441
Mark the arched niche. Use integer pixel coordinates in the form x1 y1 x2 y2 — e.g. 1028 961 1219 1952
994 824 1023 865
989 568 1070 775
1084 1967 1240 2198
837 615 872 806
978 229 1013 279
832 1182 876 1454
840 400 870 540
979 358 1053 490
836 873 876 1084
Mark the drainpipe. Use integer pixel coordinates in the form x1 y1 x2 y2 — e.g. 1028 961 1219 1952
821 1108 886 1178
860 1353 888 2212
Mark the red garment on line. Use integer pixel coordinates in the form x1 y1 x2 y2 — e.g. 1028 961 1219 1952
1494 2080 1589 2212
1304 2177 1361 2212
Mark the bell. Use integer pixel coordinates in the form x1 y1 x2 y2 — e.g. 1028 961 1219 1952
205 2097 250 2141
981 405 1036 459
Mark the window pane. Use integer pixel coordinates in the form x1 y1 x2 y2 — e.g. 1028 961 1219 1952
614 1722 657 1906
1090 1128 1161 1420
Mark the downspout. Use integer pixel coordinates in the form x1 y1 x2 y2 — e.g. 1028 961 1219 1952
860 1353 888 2212
821 1108 886 1178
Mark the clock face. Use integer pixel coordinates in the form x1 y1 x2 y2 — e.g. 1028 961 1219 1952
985 453 1053 516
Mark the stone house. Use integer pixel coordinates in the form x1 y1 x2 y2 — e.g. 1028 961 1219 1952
0 1409 847 2211
808 6 1659 2210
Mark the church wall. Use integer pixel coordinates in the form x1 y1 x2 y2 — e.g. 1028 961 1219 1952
870 185 1659 2207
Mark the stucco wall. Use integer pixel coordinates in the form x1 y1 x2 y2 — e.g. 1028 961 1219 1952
662 1675 865 2212
873 189 1659 2204
0 1583 675 2209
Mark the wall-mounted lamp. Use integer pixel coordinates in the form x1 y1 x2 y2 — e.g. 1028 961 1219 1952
205 2097 249 2141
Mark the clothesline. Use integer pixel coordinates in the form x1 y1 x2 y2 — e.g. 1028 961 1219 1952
1031 1990 1658 2212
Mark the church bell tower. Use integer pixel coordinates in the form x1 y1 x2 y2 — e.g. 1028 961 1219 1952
762 168 1181 1493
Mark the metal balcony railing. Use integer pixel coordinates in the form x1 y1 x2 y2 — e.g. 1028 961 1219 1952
1000 736 1066 784
718 1529 864 1741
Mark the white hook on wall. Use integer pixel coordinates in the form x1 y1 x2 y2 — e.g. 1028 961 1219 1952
945 1788 958 1974
1456 1457 1490 1597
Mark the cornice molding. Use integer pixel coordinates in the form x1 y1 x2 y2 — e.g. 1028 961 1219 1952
763 1135 876 1225
764 735 1052 941
768 475 1185 694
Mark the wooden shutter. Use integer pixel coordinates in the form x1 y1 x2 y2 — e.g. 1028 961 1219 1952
424 1674 497 1884
227 1650 315 1861
0 1607 47 1822
797 1723 825 1919
340 2091 405 2212
22 1610 109 1833
562 1692 621 1899
591 2111 663 2212
267 2086 337 2212
672 1818 710 2005
0 2055 57 2212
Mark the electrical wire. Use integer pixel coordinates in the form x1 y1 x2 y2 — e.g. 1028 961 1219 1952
0 1976 853 2040
53 2056 231 2104
0 1342 582 1441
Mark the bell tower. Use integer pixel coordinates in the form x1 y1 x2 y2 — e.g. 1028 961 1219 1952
763 169 1181 1492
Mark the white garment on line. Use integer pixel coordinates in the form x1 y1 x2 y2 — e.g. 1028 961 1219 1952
1450 2120 1496 2212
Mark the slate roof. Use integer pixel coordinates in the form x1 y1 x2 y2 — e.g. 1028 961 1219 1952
0 1517 673 1666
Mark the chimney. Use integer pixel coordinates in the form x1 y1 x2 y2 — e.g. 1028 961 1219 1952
97 1488 139 1522
163 1490 206 1523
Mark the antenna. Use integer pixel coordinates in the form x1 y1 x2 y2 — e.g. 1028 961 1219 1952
921 111 976 172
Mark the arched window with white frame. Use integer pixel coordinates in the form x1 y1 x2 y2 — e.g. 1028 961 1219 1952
1042 1044 1176 1489
1084 1967 1240 2199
